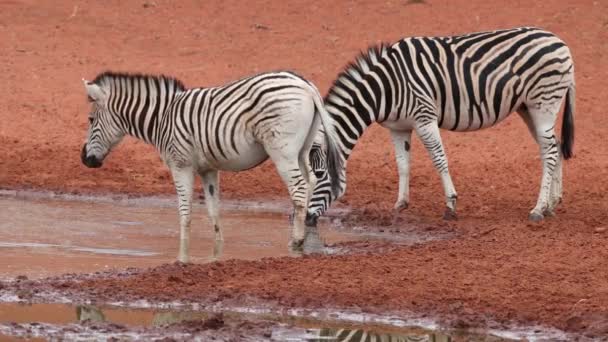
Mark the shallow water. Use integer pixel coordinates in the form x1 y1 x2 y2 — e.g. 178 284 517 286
0 192 440 280
0 192 572 341
0 195 373 279
0 302 509 341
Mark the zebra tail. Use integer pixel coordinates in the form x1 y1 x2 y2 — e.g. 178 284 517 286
561 84 575 160
310 89 343 198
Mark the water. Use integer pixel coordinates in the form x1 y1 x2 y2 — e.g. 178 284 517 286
0 194 382 279
0 302 509 341
0 192 569 341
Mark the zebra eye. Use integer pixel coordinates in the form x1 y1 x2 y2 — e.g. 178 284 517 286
88 117 94 125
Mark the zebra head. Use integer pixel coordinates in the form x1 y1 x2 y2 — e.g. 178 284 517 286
81 78 125 168
305 128 334 226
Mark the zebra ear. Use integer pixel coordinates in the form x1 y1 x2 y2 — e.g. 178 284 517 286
83 79 106 103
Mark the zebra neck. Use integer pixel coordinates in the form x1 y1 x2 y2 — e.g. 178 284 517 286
326 84 399 165
325 45 403 165
326 101 369 165
109 83 179 146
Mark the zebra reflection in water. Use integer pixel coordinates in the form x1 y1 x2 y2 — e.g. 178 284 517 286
313 327 454 342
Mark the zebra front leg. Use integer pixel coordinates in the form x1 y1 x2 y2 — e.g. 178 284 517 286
200 169 223 259
415 121 458 220
170 166 195 263
389 129 412 212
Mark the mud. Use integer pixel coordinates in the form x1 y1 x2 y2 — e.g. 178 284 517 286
1 253 606 340
1 0 608 341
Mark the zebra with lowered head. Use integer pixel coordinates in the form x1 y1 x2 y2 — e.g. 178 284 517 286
81 71 341 262
306 27 575 225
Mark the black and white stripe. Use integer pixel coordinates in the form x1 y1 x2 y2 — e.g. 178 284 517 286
81 71 341 262
307 27 575 224
314 327 446 342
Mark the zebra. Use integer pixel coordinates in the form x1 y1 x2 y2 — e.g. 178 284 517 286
312 327 452 342
80 71 341 263
305 27 575 225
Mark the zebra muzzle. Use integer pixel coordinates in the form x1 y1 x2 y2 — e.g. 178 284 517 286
81 144 103 168
305 212 319 227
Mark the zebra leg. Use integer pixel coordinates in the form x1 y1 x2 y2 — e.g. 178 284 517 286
549 154 563 213
270 154 310 250
389 129 412 212
518 107 557 217
414 122 458 220
200 169 223 259
298 138 317 242
525 103 562 221
289 142 318 227
170 166 194 263
529 126 560 221
298 138 318 212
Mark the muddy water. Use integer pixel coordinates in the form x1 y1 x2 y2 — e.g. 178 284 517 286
0 302 507 341
0 195 383 279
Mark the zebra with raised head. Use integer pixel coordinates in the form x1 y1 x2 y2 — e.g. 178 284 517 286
80 71 341 262
306 27 575 225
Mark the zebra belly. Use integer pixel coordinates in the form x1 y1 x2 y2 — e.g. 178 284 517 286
438 102 519 132
379 116 417 131
210 142 269 172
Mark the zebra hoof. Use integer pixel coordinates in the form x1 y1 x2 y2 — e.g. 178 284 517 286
443 208 458 221
393 200 409 212
528 211 544 222
177 255 190 264
288 239 304 253
543 209 556 218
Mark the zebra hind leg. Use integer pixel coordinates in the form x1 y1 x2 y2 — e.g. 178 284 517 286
287 157 316 228
170 166 195 263
414 121 458 220
269 152 311 251
389 129 413 212
200 169 224 259
523 101 563 221
518 106 562 218
547 154 563 215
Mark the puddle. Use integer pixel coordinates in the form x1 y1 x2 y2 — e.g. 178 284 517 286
0 194 434 280
0 302 511 341
0 242 158 257
0 192 571 341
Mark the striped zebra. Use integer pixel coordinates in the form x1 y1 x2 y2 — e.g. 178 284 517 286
314 327 452 342
306 27 575 225
80 71 341 262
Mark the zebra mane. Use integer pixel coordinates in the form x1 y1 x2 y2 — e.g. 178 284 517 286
91 71 187 92
325 42 391 102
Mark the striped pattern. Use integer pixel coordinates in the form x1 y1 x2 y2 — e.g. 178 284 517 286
307 27 575 223
81 71 341 262
316 327 450 342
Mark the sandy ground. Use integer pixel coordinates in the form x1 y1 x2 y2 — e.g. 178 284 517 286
1 0 608 339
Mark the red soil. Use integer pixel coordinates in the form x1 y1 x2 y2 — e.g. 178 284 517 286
1 0 607 338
